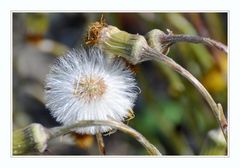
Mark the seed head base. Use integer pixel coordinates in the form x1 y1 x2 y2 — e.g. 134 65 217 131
74 76 106 103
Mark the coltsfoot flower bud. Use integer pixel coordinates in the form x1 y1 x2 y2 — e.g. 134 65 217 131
86 22 150 65
145 29 170 55
45 47 138 135
13 123 49 155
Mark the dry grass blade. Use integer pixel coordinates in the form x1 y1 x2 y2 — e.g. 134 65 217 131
96 133 106 155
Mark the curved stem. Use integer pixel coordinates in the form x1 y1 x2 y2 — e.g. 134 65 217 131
143 47 228 142
160 34 228 54
49 120 161 155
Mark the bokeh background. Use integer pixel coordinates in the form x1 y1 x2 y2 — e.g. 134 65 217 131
12 13 227 155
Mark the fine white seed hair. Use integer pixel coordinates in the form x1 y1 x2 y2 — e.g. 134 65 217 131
45 47 139 135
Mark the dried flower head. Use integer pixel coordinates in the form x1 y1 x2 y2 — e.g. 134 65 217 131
45 47 138 135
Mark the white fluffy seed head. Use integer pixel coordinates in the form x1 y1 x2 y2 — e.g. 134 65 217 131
45 47 138 135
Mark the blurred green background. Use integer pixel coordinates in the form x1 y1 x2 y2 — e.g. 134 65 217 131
12 13 227 155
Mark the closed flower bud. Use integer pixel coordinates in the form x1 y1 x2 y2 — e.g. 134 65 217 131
86 22 149 65
13 123 49 155
145 29 170 55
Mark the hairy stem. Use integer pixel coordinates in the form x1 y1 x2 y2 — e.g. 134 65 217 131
96 133 106 155
160 34 228 54
143 47 228 141
49 120 161 155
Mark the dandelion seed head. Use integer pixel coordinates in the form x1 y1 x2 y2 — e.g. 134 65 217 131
45 47 138 134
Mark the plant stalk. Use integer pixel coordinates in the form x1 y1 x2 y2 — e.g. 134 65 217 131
96 133 106 155
143 47 228 141
160 34 228 54
49 120 161 155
